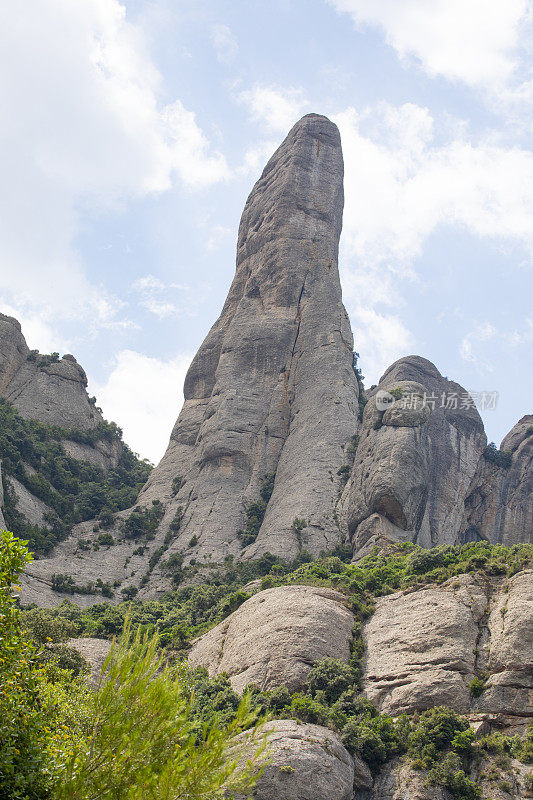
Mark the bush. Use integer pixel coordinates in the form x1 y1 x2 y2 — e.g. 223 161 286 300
469 676 486 698
56 619 266 800
306 658 355 704
0 531 92 798
483 443 512 469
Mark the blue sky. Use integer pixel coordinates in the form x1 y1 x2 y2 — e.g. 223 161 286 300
1 0 532 461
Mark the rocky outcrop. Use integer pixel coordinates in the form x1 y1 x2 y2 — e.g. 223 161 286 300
461 415 533 546
0 317 103 431
67 637 111 688
188 585 354 693
139 113 358 568
359 759 451 800
340 357 487 557
361 570 532 725
236 720 372 800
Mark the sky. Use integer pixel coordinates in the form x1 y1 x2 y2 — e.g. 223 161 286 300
1 0 532 463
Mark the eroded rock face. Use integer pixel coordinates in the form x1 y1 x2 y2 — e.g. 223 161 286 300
67 637 111 689
237 720 372 800
361 570 532 724
462 415 533 546
188 585 354 693
359 759 450 800
139 113 358 571
340 357 486 556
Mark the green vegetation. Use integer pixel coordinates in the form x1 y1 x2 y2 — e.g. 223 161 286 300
56 617 264 800
0 398 152 554
8 533 533 796
237 472 276 547
1 532 265 799
353 351 367 421
122 499 164 539
483 442 513 469
0 530 93 799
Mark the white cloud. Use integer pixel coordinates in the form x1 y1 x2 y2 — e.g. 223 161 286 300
0 303 70 355
460 318 533 371
351 306 415 385
334 103 533 273
0 1 228 326
239 85 310 133
210 24 239 64
332 101 533 383
131 273 192 318
328 0 530 89
92 350 192 463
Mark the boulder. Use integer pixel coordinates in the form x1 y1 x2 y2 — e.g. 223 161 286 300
237 720 372 800
188 585 354 693
361 571 532 724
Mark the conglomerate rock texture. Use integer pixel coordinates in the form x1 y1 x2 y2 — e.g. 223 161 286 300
0 313 104 431
234 720 373 800
361 570 532 728
339 356 487 558
188 585 354 693
138 113 358 566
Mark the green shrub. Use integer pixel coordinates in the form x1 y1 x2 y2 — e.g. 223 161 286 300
55 617 266 800
0 398 151 554
483 443 512 469
469 676 487 697
306 658 355 704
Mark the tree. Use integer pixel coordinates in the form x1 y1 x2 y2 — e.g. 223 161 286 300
56 615 267 800
0 531 90 799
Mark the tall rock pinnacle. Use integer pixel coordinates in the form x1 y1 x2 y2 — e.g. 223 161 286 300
141 113 359 563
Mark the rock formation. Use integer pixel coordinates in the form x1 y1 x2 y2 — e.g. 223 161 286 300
235 720 373 800
461 415 533 546
188 585 354 693
362 570 532 729
340 356 487 559
0 312 123 546
9 113 532 606
0 313 104 431
138 113 358 564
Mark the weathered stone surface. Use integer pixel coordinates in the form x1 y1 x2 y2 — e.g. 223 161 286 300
237 720 372 800
359 759 450 800
475 570 533 718
0 314 29 394
139 113 358 576
61 438 122 470
188 585 354 693
362 574 486 715
0 311 107 432
7 475 53 527
461 415 533 546
67 637 111 688
0 461 6 529
361 571 532 724
340 357 486 555
350 513 411 562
